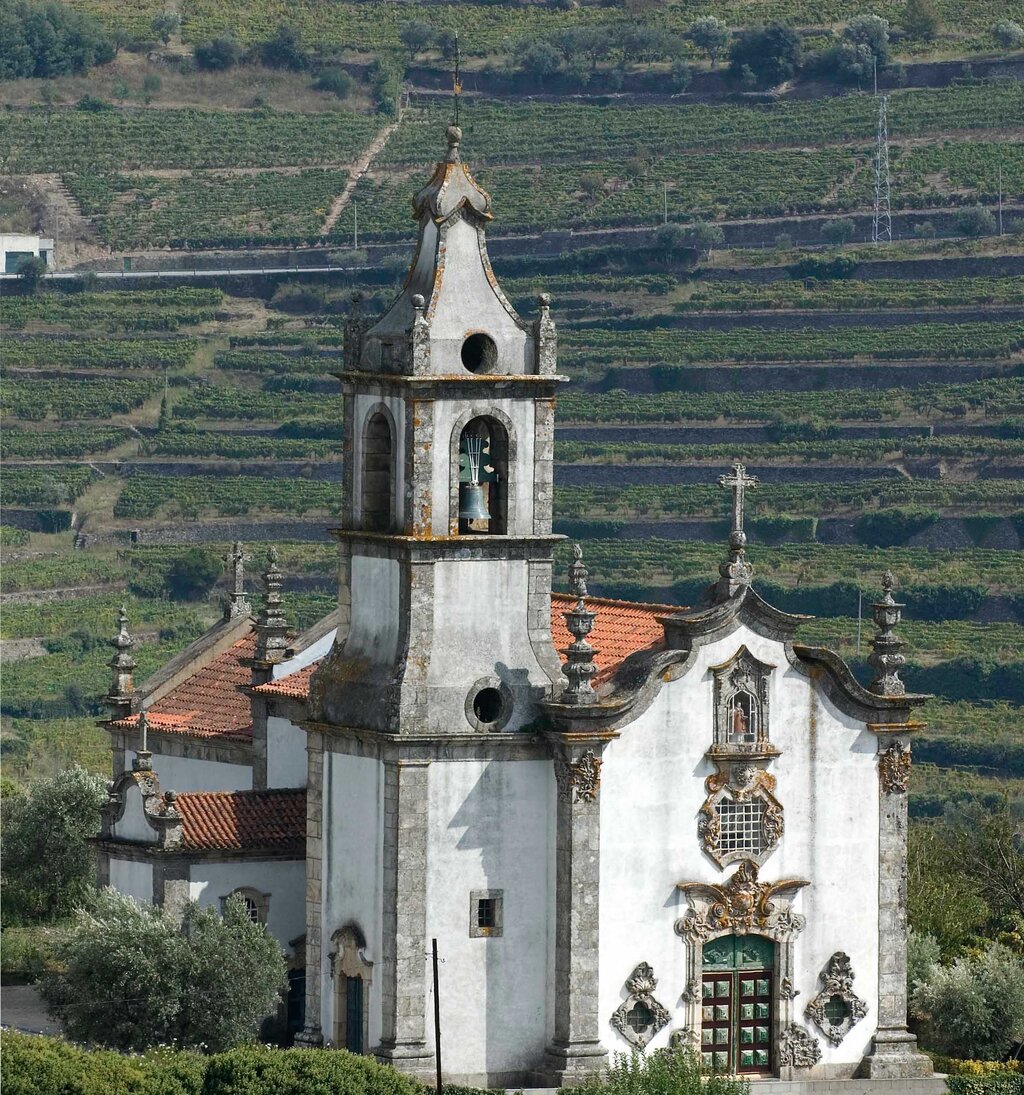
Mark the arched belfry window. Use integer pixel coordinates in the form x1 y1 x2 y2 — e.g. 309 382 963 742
362 410 393 532
457 416 508 535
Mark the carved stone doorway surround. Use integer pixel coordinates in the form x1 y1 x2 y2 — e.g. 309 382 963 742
674 860 811 1079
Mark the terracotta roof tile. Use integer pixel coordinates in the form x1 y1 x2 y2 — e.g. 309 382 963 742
253 662 318 700
111 634 255 742
176 789 305 852
550 592 673 682
257 593 674 700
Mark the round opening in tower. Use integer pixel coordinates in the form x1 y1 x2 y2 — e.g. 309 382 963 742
472 686 504 725
461 332 498 374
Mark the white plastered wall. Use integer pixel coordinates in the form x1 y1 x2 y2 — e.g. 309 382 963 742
188 860 305 948
424 758 554 1079
345 555 401 671
321 751 385 1048
427 218 530 375
266 716 307 789
599 623 879 1068
109 858 153 904
127 752 251 793
428 558 551 732
111 785 157 842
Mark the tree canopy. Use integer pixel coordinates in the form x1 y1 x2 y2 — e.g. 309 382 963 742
0 0 114 79
0 766 106 923
41 891 288 1052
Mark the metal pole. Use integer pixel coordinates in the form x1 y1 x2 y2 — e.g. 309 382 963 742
354 201 359 251
663 181 668 225
432 938 442 1095
998 166 1004 236
856 589 863 656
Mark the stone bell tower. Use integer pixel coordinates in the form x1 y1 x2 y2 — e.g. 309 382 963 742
308 123 565 736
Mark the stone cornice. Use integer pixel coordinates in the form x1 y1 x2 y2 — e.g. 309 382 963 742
301 719 553 761
91 837 304 863
333 370 567 390
792 644 931 717
326 531 564 560
659 586 810 645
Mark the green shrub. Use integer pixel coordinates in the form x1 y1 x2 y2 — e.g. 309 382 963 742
575 1047 749 1094
854 508 939 548
911 943 1024 1060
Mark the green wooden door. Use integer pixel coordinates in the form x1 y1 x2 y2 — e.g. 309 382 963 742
701 935 774 1075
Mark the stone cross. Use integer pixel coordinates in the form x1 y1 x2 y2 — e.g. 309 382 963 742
715 462 758 600
222 541 252 619
718 462 759 544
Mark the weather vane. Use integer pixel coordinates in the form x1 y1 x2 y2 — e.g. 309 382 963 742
451 32 462 127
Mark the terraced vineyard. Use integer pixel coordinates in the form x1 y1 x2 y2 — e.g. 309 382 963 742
3 53 1023 820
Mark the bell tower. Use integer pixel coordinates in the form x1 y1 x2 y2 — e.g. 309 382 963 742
308 123 565 736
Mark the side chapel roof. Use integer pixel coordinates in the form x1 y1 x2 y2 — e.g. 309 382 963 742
176 788 305 852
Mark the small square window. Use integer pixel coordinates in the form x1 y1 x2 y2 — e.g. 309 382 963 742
469 889 503 938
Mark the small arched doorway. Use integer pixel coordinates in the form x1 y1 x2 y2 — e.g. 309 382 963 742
456 416 508 535
362 410 393 532
700 934 775 1075
331 925 373 1053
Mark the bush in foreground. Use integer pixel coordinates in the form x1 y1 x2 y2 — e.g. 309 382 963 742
574 1047 749 1095
40 891 287 1052
0 1033 427 1095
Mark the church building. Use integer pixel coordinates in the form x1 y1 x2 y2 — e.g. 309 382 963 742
96 124 939 1089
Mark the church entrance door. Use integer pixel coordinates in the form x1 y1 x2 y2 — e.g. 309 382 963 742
700 935 775 1075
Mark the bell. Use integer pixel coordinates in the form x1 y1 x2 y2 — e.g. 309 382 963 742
459 483 491 522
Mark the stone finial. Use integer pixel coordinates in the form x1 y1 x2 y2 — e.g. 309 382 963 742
868 570 906 696
716 461 758 600
254 546 290 664
344 291 367 370
445 123 462 163
222 541 252 620
107 603 136 718
134 710 153 771
535 292 557 375
560 544 599 705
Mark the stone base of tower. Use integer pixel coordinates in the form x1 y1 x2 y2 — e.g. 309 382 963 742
540 1041 608 1088
374 1041 437 1083
857 1029 935 1079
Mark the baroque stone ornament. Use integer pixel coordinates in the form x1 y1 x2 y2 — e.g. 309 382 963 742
778 1023 822 1068
610 963 671 1049
716 461 759 598
106 603 136 718
254 546 290 664
868 570 907 697
698 763 785 868
676 860 808 935
779 977 799 1000
560 543 599 705
555 749 602 803
669 1027 700 1049
805 952 868 1047
222 541 252 620
879 739 912 795
710 646 775 753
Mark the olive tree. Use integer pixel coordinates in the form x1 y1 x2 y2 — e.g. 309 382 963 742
1 766 107 923
687 16 730 66
991 20 1024 48
41 891 287 1052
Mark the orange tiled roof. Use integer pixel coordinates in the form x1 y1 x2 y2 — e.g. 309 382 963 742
110 634 255 742
551 592 672 681
176 789 305 852
256 594 674 700
253 661 318 700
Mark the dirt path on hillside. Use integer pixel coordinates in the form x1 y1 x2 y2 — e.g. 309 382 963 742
319 121 400 237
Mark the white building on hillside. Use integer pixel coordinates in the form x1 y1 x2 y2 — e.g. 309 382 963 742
97 125 941 1091
1 233 55 273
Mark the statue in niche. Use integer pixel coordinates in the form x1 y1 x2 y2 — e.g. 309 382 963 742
730 692 755 743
